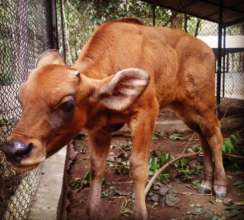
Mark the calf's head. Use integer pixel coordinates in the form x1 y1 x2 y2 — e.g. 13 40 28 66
0 50 149 171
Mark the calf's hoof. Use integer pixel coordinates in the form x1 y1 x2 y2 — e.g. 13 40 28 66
87 207 102 220
214 185 227 199
134 210 148 220
198 181 212 194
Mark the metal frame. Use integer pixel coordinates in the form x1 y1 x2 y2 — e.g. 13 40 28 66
46 0 58 49
143 0 244 26
216 0 223 106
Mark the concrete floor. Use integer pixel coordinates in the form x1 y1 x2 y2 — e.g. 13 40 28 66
29 147 66 220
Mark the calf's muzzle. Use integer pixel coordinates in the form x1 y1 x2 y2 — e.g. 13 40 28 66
1 140 33 164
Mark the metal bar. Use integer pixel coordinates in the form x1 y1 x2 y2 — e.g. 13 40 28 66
152 4 156 26
222 26 226 97
227 52 229 73
216 0 223 108
46 0 58 49
53 0 59 49
184 14 188 32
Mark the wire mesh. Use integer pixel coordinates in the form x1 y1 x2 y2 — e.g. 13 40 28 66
198 21 244 100
0 0 52 219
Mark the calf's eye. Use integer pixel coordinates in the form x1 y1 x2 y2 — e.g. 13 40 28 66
60 98 74 113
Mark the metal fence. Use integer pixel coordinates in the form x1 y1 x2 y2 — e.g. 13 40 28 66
0 0 56 219
198 21 244 100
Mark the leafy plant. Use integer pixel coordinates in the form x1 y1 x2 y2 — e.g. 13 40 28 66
175 158 202 182
148 151 172 183
222 133 240 154
222 133 244 169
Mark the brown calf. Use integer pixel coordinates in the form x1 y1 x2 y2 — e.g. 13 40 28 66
1 18 226 219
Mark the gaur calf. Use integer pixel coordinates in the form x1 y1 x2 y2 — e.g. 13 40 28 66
1 18 226 219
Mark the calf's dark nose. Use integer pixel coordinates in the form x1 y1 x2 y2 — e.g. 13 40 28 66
1 141 33 164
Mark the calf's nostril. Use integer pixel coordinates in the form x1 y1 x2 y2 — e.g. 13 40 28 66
15 142 33 157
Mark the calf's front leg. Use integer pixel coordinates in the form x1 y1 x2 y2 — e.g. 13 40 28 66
88 130 111 219
129 107 158 220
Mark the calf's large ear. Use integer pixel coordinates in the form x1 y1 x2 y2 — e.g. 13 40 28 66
36 49 65 68
97 68 150 111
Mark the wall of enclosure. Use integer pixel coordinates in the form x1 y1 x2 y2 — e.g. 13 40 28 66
0 0 56 219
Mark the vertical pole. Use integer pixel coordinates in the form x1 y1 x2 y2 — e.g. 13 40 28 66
46 0 58 49
222 26 226 97
216 0 223 109
60 0 66 63
152 4 156 26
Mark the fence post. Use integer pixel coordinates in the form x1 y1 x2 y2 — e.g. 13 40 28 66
46 0 58 49
216 0 223 112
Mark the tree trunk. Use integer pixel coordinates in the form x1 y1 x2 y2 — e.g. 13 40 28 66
62 0 72 64
170 12 183 30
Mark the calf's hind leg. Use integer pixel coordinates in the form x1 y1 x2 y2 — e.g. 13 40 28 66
174 107 227 198
199 113 227 198
177 114 214 194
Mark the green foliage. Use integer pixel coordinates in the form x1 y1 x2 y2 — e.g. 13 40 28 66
222 133 244 170
148 151 172 183
222 133 240 154
175 158 202 182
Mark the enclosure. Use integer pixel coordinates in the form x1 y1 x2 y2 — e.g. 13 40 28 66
0 0 244 220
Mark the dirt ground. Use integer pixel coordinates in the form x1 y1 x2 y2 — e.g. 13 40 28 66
57 99 244 220
58 124 244 220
